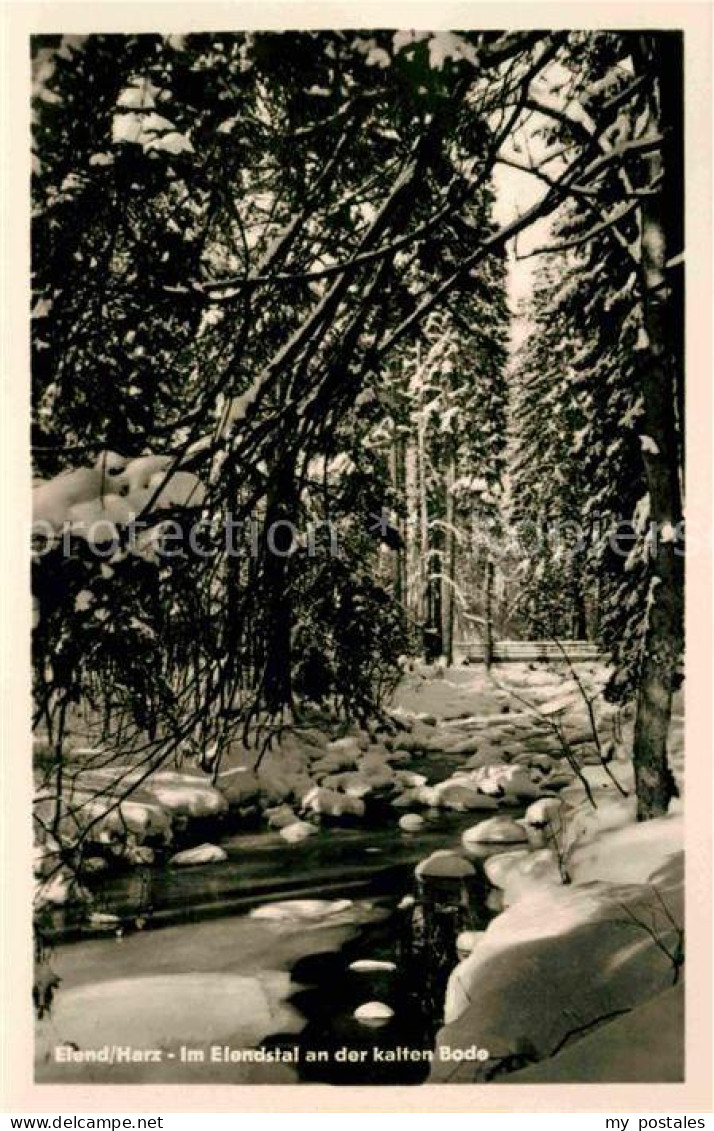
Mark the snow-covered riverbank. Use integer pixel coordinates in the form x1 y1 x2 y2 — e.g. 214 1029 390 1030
428 686 684 1085
34 661 684 1085
34 662 602 920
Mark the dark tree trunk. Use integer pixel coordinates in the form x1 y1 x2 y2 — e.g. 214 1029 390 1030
391 433 406 605
429 547 444 660
631 34 685 820
261 458 299 715
484 558 495 670
571 573 588 640
443 449 457 666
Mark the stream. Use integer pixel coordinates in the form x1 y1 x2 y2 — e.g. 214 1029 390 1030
35 668 554 1086
36 800 502 1086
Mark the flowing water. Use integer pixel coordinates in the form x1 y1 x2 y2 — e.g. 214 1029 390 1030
35 669 539 1086
36 800 502 1086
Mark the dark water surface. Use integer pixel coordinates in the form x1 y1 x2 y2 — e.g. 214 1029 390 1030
37 796 503 1085
87 804 494 924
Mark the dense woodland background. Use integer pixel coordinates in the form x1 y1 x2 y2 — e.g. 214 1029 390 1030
31 30 684 820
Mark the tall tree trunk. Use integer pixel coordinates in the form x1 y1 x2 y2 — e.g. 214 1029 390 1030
261 458 298 715
391 432 406 606
417 405 430 631
430 524 444 659
404 437 420 623
484 557 495 670
443 449 457 665
571 570 588 640
631 34 685 819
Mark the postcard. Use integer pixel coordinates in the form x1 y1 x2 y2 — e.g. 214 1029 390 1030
2 0 712 1115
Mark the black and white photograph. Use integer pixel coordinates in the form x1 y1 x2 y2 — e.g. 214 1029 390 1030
9 10 709 1106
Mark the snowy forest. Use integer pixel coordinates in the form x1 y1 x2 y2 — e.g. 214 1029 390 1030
31 30 686 1087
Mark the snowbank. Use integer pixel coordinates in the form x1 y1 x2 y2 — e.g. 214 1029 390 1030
431 809 684 1083
506 982 684 1083
35 972 301 1065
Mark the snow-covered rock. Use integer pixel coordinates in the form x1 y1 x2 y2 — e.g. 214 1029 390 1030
353 1001 394 1026
81 856 109 874
313 736 361 771
540 768 576 790
256 754 313 804
392 770 428 789
414 784 440 807
510 751 537 769
382 747 414 765
217 769 261 807
356 750 399 782
35 869 91 909
34 789 130 847
328 735 361 755
301 786 365 819
461 747 502 768
441 735 482 756
390 787 425 808
471 763 551 801
520 796 567 849
121 842 155 866
349 959 397 973
357 765 397 791
393 732 430 754
169 843 227 867
87 911 121 929
398 813 425 832
516 668 561 688
298 727 331 751
266 804 299 830
112 799 173 844
144 775 228 819
432 780 500 811
250 898 353 921
466 775 506 799
528 753 558 774
279 820 317 844
462 816 529 848
415 850 475 879
318 770 375 798
536 686 582 716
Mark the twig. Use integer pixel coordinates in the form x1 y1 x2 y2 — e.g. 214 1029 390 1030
552 638 629 797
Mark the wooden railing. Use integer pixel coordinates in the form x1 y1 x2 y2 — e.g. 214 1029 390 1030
453 639 601 663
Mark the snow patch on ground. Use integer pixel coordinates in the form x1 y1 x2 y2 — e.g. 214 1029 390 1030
431 801 684 1082
36 972 301 1066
